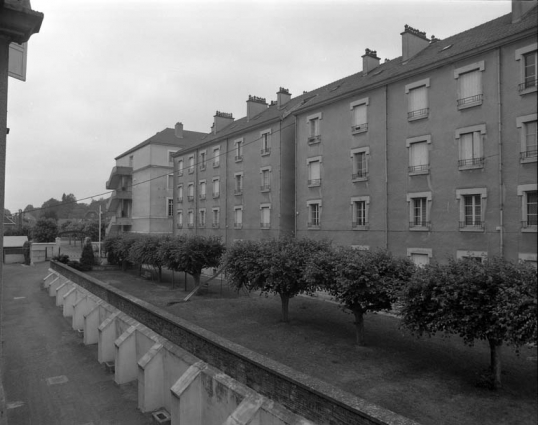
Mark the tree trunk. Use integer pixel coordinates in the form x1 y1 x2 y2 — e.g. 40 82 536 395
280 294 290 323
158 266 162 283
353 308 365 346
488 338 502 389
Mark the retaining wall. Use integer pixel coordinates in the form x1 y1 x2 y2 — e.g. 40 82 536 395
49 261 420 425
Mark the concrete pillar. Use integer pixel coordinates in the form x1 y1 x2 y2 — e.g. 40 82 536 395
98 311 120 363
170 363 205 425
72 294 97 331
55 280 72 307
138 343 164 412
63 286 84 318
84 301 103 345
222 395 264 425
114 324 139 384
47 277 61 297
43 271 58 289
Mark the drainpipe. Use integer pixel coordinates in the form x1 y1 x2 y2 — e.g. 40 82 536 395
195 150 198 235
497 48 504 258
294 115 298 238
384 85 389 249
224 138 228 247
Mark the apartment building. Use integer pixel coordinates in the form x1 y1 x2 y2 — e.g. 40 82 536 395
293 2 537 265
106 123 206 235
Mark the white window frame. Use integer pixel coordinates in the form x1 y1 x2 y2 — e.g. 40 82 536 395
213 146 221 167
234 139 244 162
406 135 431 175
167 150 175 166
199 180 206 200
129 155 134 167
407 248 433 267
198 208 206 228
177 158 184 176
518 252 537 268
454 61 485 109
307 199 322 229
212 207 220 228
166 197 174 218
407 192 432 231
456 250 487 262
177 210 183 229
187 210 194 228
517 184 537 232
350 97 369 134
306 112 322 144
187 183 194 201
455 124 486 170
234 206 243 229
167 173 174 190
350 147 369 182
188 155 195 174
515 43 537 95
177 184 183 203
351 245 369 251
307 156 322 187
351 196 370 230
405 78 430 121
517 113 537 163
212 177 220 198
260 203 271 229
199 150 207 170
456 188 487 232
234 172 243 195
260 129 271 156
260 166 271 192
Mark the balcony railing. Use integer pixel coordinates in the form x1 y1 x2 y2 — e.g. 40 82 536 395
176 223 183 229
188 167 194 174
352 123 368 133
522 220 538 228
519 79 537 92
260 223 271 229
213 192 220 198
199 194 206 200
459 220 485 229
352 221 369 228
233 223 242 229
178 170 183 177
199 163 206 171
187 195 194 202
213 161 220 167
352 171 368 180
458 157 484 167
308 179 321 187
308 135 321 145
188 223 194 228
234 189 243 195
408 164 429 173
260 184 271 192
177 197 183 203
409 221 431 229
457 94 483 107
261 147 271 156
235 155 243 162
212 222 219 228
198 221 206 228
307 221 320 228
520 149 538 160
407 108 429 120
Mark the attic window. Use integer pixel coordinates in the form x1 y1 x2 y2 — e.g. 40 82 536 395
329 84 341 92
372 69 384 76
440 44 453 52
230 123 238 129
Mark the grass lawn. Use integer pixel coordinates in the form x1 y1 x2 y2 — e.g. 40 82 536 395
87 266 537 425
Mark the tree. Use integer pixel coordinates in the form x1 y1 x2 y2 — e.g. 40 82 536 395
401 256 537 389
79 237 95 271
32 218 58 242
41 198 61 220
306 247 415 345
58 193 77 219
224 237 331 322
128 235 168 281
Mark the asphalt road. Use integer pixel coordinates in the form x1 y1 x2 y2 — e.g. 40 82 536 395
1 262 153 425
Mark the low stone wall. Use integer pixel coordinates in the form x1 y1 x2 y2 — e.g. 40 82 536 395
50 261 420 425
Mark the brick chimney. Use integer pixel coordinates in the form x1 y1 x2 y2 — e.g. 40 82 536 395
277 87 292 108
362 49 380 75
174 122 183 138
401 25 429 62
213 111 234 134
512 0 537 23
246 95 268 121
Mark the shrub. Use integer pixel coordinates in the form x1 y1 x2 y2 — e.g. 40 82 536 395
32 218 58 242
80 237 94 271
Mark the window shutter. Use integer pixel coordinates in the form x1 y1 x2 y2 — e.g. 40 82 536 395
472 132 482 158
459 70 481 98
353 104 367 126
525 121 537 151
460 133 474 160
410 142 428 166
411 253 429 267
310 161 321 179
408 86 427 112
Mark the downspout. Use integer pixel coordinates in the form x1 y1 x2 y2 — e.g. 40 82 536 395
384 85 389 249
294 115 298 238
195 150 198 235
224 138 228 247
497 48 504 257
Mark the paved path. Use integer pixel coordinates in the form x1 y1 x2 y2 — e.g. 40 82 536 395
1 262 153 425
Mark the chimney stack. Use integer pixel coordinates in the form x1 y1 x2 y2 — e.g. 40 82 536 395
362 49 380 75
401 25 429 62
246 95 268 121
277 87 292 108
174 122 184 138
512 0 537 23
213 111 234 134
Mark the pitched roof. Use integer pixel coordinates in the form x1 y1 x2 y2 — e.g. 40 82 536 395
115 128 208 160
3 236 28 248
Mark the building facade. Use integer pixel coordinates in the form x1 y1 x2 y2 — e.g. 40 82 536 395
106 123 206 235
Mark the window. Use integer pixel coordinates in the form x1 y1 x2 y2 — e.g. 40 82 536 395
177 185 183 202
187 210 194 228
187 183 194 202
261 130 271 155
351 245 369 251
177 210 183 229
307 200 321 228
407 192 432 230
405 79 429 120
167 174 174 190
456 250 487 262
199 209 206 228
407 248 432 267
213 147 220 167
212 177 220 198
351 196 369 230
516 44 537 93
212 208 220 228
454 61 484 109
518 184 537 231
188 155 195 174
168 151 175 165
307 157 322 187
235 139 243 162
260 204 271 229
234 207 243 229
407 135 431 174
456 188 487 231
350 98 368 133
517 114 537 162
307 112 322 144
129 155 134 167
177 159 184 176
260 167 271 191
519 253 537 268
234 172 243 195
199 151 207 170
350 147 369 181
167 198 174 218
199 181 206 200
456 124 486 169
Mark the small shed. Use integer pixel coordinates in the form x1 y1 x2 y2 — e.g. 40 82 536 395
3 236 28 264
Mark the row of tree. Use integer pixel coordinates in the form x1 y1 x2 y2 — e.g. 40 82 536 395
100 234 536 389
4 217 106 243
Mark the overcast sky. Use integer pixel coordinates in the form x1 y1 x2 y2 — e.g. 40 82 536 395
6 0 512 213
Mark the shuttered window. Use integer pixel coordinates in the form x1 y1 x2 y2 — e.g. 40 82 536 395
409 142 429 172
